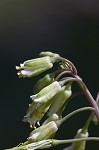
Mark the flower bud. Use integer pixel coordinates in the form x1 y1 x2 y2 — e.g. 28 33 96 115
28 121 58 142
48 84 72 116
26 139 52 150
39 51 61 63
72 129 89 150
39 51 60 58
33 74 54 94
23 102 50 128
63 129 89 150
32 81 62 103
23 81 62 127
42 114 60 125
16 56 53 78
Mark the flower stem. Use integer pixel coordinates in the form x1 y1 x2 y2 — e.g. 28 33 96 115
74 75 99 121
53 137 99 146
56 107 94 127
59 57 77 75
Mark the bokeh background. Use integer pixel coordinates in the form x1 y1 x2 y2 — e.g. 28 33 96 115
0 0 99 149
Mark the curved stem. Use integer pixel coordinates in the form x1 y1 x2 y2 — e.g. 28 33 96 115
59 76 99 121
55 71 73 81
56 107 95 127
59 56 77 75
74 75 99 121
59 77 86 90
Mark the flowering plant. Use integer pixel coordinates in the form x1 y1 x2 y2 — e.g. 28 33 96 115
6 51 99 150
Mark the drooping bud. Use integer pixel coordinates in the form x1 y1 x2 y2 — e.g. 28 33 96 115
16 56 53 78
23 81 62 127
33 73 54 94
28 121 58 142
42 114 60 125
26 139 52 150
39 51 60 59
48 84 72 116
32 81 62 103
63 129 89 150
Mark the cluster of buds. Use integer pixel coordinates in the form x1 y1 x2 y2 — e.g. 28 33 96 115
23 81 62 128
13 51 99 150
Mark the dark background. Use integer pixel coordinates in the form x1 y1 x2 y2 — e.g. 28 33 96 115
0 0 99 149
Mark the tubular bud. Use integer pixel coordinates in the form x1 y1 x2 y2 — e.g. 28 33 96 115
28 121 58 142
23 81 62 127
42 114 60 125
72 129 89 150
32 81 62 103
39 51 60 63
16 56 53 78
39 51 60 58
23 102 51 128
48 84 72 116
63 129 89 150
33 74 54 94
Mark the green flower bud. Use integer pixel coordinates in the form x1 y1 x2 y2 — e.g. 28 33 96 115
16 56 53 78
63 129 89 150
32 81 62 103
48 84 72 116
33 74 54 94
23 81 62 127
28 121 58 142
39 51 60 63
26 139 52 150
39 51 60 58
23 102 50 128
42 114 60 125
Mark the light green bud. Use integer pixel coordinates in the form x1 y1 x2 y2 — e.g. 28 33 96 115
26 139 52 150
39 51 60 63
39 51 60 58
32 81 62 103
23 81 62 127
16 56 53 78
42 114 60 125
72 129 89 150
28 121 58 142
63 129 89 150
48 84 72 116
33 74 54 94
23 102 50 128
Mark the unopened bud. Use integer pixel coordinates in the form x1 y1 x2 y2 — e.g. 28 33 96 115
32 81 62 103
28 121 58 142
48 84 72 116
42 114 59 125
23 81 62 127
33 74 54 94
63 129 89 150
16 56 53 78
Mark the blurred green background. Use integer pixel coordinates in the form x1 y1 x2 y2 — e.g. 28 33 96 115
0 0 99 149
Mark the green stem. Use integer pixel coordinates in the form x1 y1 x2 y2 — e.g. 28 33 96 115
56 107 94 127
5 145 26 150
53 137 99 146
81 113 94 134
